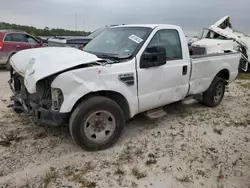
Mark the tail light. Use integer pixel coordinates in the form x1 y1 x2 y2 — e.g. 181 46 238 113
0 41 3 50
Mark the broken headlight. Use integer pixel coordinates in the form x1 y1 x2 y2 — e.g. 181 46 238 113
51 88 64 111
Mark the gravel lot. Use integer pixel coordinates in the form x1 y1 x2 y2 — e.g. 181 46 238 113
0 69 250 188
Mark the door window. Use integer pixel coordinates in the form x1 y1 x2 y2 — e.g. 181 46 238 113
26 35 39 44
4 34 13 42
147 29 182 60
11 33 28 42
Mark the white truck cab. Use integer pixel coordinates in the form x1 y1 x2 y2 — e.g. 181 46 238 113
9 24 241 150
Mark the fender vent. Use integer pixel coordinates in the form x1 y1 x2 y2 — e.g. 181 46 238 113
118 73 134 86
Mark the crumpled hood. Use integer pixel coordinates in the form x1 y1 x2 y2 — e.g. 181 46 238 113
10 47 101 77
10 47 102 93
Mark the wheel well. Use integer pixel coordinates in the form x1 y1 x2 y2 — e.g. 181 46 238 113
8 52 16 62
216 69 229 81
72 91 131 120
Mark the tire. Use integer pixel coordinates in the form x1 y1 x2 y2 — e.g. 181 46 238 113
69 96 125 151
201 77 226 107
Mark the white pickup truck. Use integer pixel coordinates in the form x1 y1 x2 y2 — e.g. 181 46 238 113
8 24 241 150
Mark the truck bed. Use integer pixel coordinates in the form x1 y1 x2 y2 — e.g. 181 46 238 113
188 52 241 95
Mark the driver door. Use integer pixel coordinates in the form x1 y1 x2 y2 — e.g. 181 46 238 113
136 28 190 112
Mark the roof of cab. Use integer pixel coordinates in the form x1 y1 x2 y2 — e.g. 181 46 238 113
112 24 179 29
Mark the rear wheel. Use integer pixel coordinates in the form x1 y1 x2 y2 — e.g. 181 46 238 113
201 77 226 107
69 96 125 151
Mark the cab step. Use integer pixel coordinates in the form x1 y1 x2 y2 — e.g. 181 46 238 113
144 107 167 120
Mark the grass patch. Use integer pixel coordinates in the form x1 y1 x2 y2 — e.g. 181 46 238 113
0 131 23 147
134 148 144 157
118 145 133 162
63 165 75 177
213 128 223 135
75 161 95 175
114 167 125 176
239 82 250 89
176 175 193 183
145 153 157 166
237 73 250 80
131 167 147 180
43 167 58 188
146 158 157 166
233 119 250 127
64 162 97 188
131 182 138 187
148 153 156 158
70 174 97 188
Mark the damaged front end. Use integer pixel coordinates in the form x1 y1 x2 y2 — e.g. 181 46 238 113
8 67 69 126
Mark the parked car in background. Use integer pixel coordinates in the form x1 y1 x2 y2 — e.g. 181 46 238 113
47 25 121 50
190 16 250 72
0 30 44 70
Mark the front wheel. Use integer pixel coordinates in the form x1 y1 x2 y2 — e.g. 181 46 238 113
201 77 226 107
69 96 125 151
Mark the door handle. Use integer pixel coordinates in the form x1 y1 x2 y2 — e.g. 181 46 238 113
182 65 188 75
16 45 20 48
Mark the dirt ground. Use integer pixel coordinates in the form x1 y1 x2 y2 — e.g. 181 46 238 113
0 69 250 188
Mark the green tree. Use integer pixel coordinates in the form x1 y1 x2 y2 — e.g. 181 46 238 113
0 22 90 36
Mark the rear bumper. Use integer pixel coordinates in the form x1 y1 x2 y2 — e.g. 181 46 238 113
0 58 7 65
8 78 70 126
0 52 8 65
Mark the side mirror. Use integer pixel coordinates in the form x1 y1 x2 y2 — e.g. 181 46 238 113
140 45 167 68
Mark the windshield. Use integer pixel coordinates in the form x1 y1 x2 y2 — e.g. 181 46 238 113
88 27 107 38
83 27 152 59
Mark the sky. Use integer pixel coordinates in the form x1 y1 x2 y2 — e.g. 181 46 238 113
0 0 250 36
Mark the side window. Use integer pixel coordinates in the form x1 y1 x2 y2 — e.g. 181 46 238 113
4 34 13 42
148 32 160 48
11 33 28 42
147 29 182 60
26 35 38 44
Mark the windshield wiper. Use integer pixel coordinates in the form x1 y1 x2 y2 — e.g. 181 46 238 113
85 51 130 62
97 54 120 60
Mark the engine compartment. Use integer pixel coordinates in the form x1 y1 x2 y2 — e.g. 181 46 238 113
10 69 54 112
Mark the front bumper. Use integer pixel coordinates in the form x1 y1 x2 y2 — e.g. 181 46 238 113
34 107 70 126
8 75 69 126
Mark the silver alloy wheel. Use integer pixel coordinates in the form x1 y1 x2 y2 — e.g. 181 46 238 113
83 110 116 143
214 83 223 103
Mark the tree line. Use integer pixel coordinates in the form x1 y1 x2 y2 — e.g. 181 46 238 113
0 22 90 36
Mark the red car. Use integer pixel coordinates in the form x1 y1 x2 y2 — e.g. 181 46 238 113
0 30 44 70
